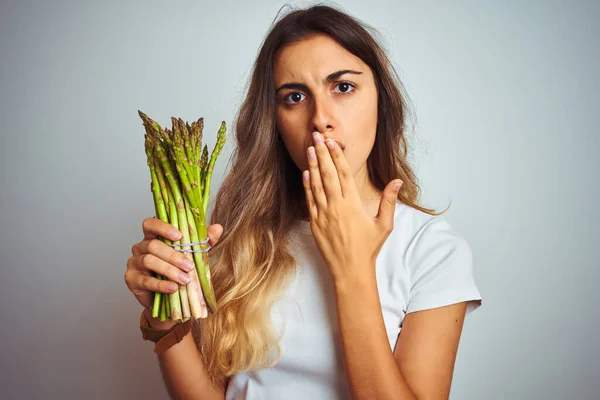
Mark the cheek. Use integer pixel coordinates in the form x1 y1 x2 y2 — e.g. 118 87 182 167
277 112 309 170
342 94 378 161
352 91 378 128
276 110 296 146
276 107 303 136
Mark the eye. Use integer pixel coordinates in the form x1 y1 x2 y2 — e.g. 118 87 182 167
284 92 306 105
334 82 355 94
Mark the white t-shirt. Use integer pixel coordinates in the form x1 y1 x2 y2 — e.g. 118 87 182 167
226 201 482 399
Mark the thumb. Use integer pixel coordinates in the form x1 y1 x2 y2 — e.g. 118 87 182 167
207 224 224 246
376 180 403 232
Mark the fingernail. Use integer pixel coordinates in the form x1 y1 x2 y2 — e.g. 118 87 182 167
178 272 191 284
313 132 322 144
171 230 182 240
392 180 403 190
308 147 316 159
326 139 335 149
183 259 194 271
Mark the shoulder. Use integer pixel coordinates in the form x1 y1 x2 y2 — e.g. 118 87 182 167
388 201 473 273
390 201 442 238
390 201 461 239
386 201 482 314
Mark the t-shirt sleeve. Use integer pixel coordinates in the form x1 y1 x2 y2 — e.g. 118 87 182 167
404 217 482 315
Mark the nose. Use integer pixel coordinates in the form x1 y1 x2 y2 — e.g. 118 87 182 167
310 94 334 134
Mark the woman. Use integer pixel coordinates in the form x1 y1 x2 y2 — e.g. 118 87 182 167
125 4 482 399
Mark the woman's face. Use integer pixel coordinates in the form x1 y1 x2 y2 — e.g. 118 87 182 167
274 34 379 177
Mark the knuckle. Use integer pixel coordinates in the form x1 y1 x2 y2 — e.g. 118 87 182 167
124 269 133 288
126 256 135 271
140 275 152 290
147 239 161 254
139 253 154 269
338 168 350 180
159 279 173 293
168 267 179 281
156 280 170 292
321 171 333 180
316 216 327 229
178 253 189 267
142 217 152 233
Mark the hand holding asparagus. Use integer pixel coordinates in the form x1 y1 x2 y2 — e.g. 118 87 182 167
126 218 224 329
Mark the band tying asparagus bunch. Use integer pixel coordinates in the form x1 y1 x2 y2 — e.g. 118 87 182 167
138 110 226 321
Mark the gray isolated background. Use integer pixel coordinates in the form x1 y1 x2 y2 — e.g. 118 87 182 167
1 0 598 399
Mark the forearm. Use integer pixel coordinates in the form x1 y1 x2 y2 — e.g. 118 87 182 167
334 269 416 400
147 311 225 400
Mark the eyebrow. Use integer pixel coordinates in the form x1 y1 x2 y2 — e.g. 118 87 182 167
275 69 363 93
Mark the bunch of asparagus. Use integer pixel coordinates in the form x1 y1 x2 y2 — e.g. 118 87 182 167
138 110 226 322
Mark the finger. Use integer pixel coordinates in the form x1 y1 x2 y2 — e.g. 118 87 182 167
124 267 178 295
307 145 327 210
131 241 142 256
313 132 342 200
133 253 192 286
206 224 224 247
139 274 179 294
376 180 403 233
142 217 183 241
325 138 356 199
136 238 196 272
302 170 318 220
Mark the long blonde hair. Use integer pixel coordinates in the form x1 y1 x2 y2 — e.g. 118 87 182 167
194 4 448 388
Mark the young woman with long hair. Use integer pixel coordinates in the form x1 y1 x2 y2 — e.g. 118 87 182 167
125 4 482 399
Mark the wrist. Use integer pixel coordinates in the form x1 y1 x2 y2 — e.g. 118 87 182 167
140 309 192 353
144 308 178 330
333 267 378 297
